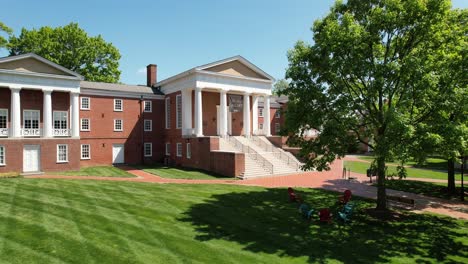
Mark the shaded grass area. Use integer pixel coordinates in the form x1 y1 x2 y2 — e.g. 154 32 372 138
50 166 135 178
378 180 465 200
358 155 460 172
138 163 234 180
0 179 466 263
344 160 462 180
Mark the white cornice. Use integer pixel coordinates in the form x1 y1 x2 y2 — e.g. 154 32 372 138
80 88 165 100
0 69 82 81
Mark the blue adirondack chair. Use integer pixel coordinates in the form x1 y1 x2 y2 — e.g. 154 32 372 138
338 202 354 223
299 203 315 221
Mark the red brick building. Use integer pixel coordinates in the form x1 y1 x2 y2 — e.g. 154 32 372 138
0 54 299 177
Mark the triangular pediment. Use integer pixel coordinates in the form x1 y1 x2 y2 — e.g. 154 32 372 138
0 53 83 79
198 56 274 81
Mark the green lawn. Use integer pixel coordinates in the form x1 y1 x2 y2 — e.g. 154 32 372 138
357 155 459 172
0 179 466 263
51 166 135 178
139 164 234 180
344 160 462 180
377 180 465 200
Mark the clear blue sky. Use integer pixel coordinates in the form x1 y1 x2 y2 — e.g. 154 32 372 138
1 0 467 85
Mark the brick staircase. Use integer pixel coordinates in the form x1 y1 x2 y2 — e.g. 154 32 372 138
218 136 303 179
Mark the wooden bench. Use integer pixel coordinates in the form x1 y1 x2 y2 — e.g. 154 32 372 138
387 195 415 208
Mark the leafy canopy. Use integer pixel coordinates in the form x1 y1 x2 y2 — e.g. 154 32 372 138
8 23 121 83
281 0 463 209
0 22 12 49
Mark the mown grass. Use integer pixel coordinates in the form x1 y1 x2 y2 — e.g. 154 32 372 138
357 155 461 172
0 172 21 178
377 180 465 200
344 160 462 180
138 163 234 180
51 166 134 177
0 179 466 263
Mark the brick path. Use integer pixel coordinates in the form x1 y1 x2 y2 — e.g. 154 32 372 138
29 159 468 220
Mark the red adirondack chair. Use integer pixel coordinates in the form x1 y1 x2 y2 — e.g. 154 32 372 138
288 187 301 202
319 208 332 223
339 189 352 204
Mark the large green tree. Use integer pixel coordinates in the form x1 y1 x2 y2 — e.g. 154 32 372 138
0 22 12 49
281 0 464 210
8 23 121 83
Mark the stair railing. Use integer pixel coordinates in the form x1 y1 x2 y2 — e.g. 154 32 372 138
227 136 274 174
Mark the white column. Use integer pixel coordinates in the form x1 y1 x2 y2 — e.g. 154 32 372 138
10 86 21 138
43 89 53 138
251 95 258 135
70 92 80 137
181 89 193 136
194 87 203 137
219 90 228 136
264 95 271 136
243 93 251 137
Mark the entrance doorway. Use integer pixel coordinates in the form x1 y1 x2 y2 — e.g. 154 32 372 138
23 145 41 173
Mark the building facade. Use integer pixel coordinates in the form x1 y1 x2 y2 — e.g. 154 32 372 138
0 54 290 177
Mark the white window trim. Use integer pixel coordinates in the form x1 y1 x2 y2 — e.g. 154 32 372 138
57 144 68 163
144 143 153 157
144 101 152 113
275 123 280 132
80 118 90 131
0 109 8 129
165 143 170 156
80 144 91 160
144 119 152 132
114 119 123 132
80 97 90 110
53 111 68 129
114 99 123 112
186 143 191 159
165 97 171 129
176 143 182 157
0 145 5 166
176 94 182 129
23 109 40 129
275 110 281 118
258 108 264 117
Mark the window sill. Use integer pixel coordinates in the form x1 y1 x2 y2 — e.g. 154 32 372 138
144 155 152 157
56 161 68 164
80 108 90 111
80 158 90 160
114 130 123 132
144 130 152 132
114 110 123 112
0 164 5 167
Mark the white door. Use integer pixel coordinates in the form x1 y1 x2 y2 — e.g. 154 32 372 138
23 145 41 173
112 144 124 164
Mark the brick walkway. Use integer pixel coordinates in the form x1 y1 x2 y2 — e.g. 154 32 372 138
29 159 468 220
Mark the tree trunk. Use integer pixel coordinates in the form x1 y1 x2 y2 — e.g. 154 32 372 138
447 158 456 195
376 155 387 210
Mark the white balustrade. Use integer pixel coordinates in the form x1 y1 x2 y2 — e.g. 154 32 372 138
53 129 71 137
0 128 9 137
21 128 42 137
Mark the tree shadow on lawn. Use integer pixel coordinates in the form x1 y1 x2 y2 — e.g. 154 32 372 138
180 188 467 263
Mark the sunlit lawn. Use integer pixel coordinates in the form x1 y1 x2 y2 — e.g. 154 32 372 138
344 160 462 180
0 179 466 263
51 166 135 177
138 163 234 180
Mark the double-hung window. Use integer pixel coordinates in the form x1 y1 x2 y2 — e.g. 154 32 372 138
114 99 123 111
165 143 170 156
144 120 152 132
176 143 182 157
275 110 281 118
53 111 68 129
80 97 90 110
81 144 90 160
0 109 8 135
23 110 40 129
57 144 68 163
114 119 123 131
258 108 264 117
81 118 90 131
186 143 191 159
176 95 182 129
144 101 152 112
165 98 171 129
144 143 152 157
0 146 5 165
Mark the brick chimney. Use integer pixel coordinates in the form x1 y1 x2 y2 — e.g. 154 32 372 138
147 64 157 87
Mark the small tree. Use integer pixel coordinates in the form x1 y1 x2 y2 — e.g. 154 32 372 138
8 23 121 83
281 0 462 210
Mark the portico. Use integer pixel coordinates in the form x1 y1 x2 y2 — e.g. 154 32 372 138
159 55 275 138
